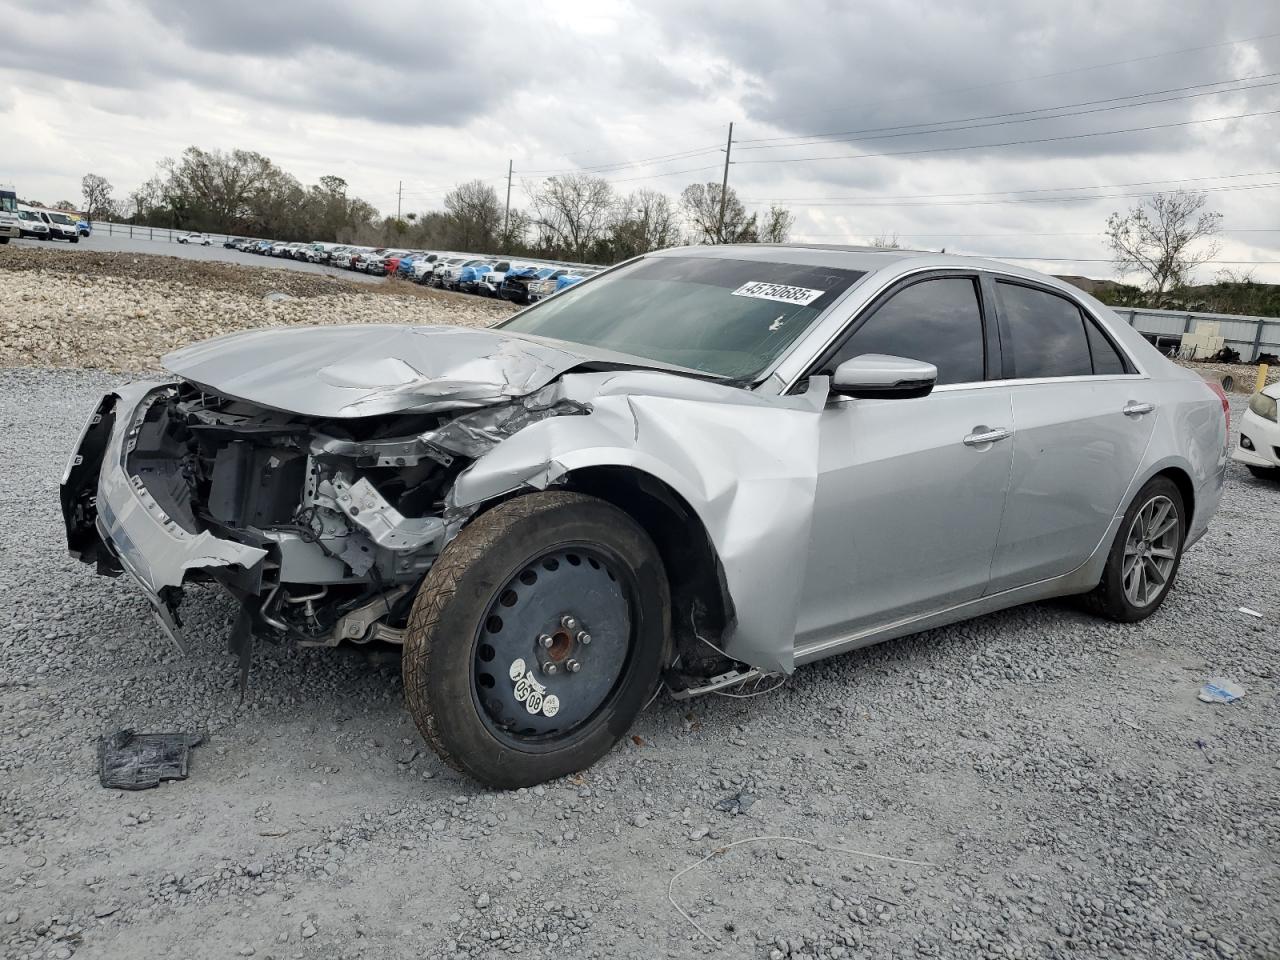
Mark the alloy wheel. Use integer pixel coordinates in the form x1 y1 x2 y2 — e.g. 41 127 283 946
1122 495 1179 607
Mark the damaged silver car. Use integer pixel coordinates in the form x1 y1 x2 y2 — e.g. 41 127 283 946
62 245 1230 787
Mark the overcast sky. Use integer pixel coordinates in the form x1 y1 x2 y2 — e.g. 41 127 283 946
2 0 1278 281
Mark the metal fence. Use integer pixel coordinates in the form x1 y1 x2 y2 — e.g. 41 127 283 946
1114 307 1280 362
92 221 243 245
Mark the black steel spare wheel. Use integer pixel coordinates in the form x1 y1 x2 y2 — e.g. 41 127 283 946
402 491 669 788
475 545 630 742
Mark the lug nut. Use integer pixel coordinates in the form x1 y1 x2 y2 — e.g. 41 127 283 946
542 662 558 675
561 615 579 631
539 634 554 649
577 631 591 645
566 659 581 673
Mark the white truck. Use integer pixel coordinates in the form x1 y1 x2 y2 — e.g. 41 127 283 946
0 185 19 243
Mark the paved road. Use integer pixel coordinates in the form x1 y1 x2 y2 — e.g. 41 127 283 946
10 233 384 283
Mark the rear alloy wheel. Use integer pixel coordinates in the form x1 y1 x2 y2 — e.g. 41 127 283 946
402 492 669 788
1083 476 1185 622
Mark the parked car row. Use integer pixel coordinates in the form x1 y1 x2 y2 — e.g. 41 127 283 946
17 204 80 242
219 236 600 303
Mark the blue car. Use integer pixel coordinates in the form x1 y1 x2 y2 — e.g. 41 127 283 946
77 219 91 237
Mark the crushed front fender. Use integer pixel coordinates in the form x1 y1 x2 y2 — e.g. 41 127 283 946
447 371 830 675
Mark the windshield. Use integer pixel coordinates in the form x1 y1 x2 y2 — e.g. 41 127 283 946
49 212 75 224
0 192 15 214
500 255 866 380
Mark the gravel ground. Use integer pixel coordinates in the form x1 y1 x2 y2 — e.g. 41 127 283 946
8 233 384 281
1 264 1278 960
0 248 515 371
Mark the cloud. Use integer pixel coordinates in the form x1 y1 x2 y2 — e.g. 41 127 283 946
0 0 1277 280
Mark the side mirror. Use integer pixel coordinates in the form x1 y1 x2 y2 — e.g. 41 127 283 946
831 354 938 399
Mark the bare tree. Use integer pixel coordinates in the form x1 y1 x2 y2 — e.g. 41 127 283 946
81 173 115 221
871 233 902 249
53 200 78 212
443 179 502 250
529 174 616 260
611 189 680 259
757 204 794 243
680 182 756 243
1105 190 1222 299
497 208 531 251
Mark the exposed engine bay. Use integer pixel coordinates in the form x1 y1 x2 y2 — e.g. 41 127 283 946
63 379 586 655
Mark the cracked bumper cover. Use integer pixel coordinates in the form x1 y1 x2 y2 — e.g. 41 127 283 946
63 381 269 601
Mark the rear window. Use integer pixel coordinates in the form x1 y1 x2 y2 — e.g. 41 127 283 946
995 282 1092 379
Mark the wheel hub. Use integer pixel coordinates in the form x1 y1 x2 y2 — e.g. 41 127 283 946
472 547 631 740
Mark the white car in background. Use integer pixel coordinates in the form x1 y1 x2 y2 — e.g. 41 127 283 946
16 207 50 239
178 233 213 246
36 209 80 242
430 255 469 286
1234 382 1280 480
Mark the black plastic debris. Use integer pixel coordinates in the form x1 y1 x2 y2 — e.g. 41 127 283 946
714 789 757 816
98 729 203 790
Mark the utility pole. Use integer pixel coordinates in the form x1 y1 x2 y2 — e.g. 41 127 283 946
503 159 513 243
396 180 402 220
716 121 733 243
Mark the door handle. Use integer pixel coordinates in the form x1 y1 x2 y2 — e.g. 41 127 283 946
963 427 1011 446
1123 401 1155 417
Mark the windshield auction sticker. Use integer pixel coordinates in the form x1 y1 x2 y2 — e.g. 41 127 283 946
730 281 826 306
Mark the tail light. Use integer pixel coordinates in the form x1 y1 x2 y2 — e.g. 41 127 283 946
1206 379 1230 431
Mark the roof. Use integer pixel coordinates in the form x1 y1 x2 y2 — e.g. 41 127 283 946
652 242 932 273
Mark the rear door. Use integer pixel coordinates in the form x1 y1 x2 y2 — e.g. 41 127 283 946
986 278 1157 591
796 273 1015 646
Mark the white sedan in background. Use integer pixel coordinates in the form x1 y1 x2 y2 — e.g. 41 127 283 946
178 233 213 246
1233 382 1280 479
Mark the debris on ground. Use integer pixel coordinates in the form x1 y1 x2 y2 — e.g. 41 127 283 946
1197 678 1246 704
714 789 757 816
1237 606 1264 618
99 729 204 789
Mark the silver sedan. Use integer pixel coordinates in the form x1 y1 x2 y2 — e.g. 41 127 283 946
61 244 1229 787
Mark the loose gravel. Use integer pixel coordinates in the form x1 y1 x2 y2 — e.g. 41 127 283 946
1 260 1277 959
0 248 515 371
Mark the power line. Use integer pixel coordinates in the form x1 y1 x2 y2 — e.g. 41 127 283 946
746 180 1280 210
787 229 1280 239
732 108 1280 167
734 73 1280 150
744 168 1280 204
758 29 1280 128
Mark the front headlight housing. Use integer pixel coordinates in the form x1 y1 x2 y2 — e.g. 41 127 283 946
1249 391 1278 422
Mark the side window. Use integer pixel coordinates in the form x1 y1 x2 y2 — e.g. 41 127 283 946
1085 320 1127 375
830 277 985 386
996 282 1092 378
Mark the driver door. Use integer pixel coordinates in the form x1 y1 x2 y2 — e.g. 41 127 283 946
795 274 1014 647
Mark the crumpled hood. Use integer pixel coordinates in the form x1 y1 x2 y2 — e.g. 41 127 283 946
162 324 595 418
